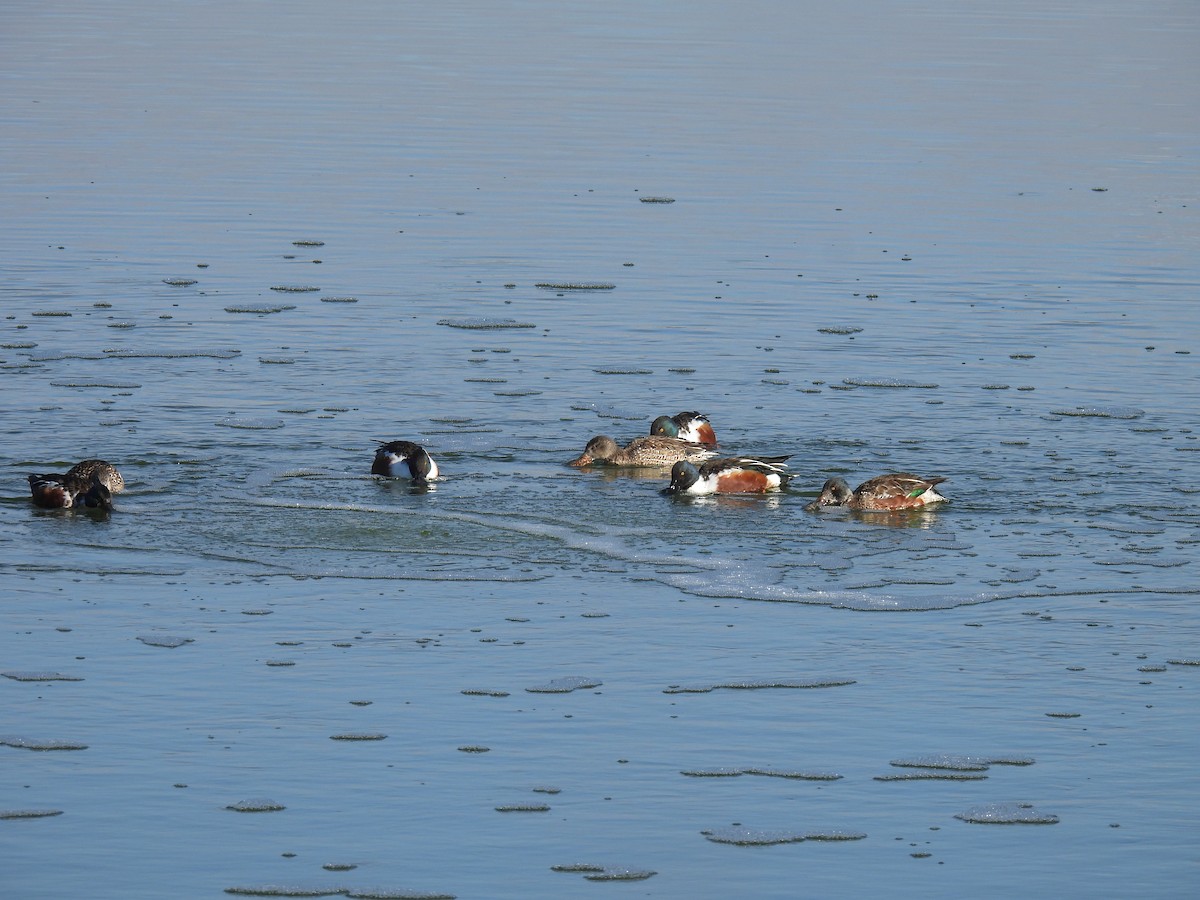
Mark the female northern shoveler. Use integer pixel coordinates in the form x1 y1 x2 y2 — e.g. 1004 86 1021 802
66 459 125 493
371 440 439 485
569 435 716 468
664 456 790 495
649 411 717 447
805 473 948 511
28 473 113 510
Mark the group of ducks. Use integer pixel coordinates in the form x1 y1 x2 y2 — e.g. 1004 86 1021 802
27 460 125 511
28 412 948 514
373 410 950 512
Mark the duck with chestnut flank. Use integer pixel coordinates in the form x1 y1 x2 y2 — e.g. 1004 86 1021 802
664 456 790 495
649 411 717 447
28 472 113 510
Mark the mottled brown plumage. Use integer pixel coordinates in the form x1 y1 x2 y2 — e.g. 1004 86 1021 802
806 473 948 511
569 435 716 468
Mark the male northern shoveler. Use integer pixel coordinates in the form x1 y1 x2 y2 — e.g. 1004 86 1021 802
28 473 113 510
569 435 716 468
66 459 125 493
805 473 948 512
664 456 790 495
371 440 439 485
649 411 717 447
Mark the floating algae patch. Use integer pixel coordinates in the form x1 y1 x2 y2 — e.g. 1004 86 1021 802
495 804 551 812
1050 406 1145 419
594 367 653 375
875 772 988 782
215 417 285 430
1 737 88 751
224 887 345 897
320 296 358 303
345 891 457 899
105 348 241 359
437 318 535 329
664 678 855 694
702 827 865 846
818 326 863 335
585 868 657 881
889 754 1033 771
2 671 84 682
534 282 616 291
49 381 142 389
31 310 72 316
329 733 388 741
269 285 320 293
0 809 64 819
136 635 194 648
682 768 842 781
843 378 938 389
162 277 198 286
955 802 1059 825
526 676 602 693
461 689 510 697
225 304 297 314
225 798 286 813
292 240 325 247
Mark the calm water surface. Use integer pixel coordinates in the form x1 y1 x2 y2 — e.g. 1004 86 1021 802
2 1 1198 897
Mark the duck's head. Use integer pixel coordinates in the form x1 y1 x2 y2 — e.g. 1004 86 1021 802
83 477 114 512
663 460 700 495
649 416 680 439
805 476 852 511
569 435 619 467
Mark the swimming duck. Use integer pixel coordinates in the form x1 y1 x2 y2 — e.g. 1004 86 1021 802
28 473 113 510
664 456 790 495
371 440 439 485
805 473 948 511
66 459 125 493
649 411 717 446
569 435 716 468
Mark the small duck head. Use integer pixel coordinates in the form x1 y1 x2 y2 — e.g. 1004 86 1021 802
83 477 114 512
649 416 680 439
663 460 700 495
805 476 853 511
569 435 619 467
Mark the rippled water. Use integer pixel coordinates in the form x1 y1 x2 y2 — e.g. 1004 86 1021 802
3 1 1198 897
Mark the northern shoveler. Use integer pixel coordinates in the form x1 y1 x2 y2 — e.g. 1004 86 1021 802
28 473 113 510
805 473 948 511
664 456 790 495
649 411 717 447
66 459 125 493
569 435 716 468
371 440 439 485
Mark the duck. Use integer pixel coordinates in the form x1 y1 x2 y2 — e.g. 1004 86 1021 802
649 411 717 447
664 456 790 495
28 473 113 510
371 440 439 485
66 459 125 493
569 435 716 468
805 473 948 511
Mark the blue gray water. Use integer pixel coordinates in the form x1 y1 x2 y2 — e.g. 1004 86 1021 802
2 1 1198 897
